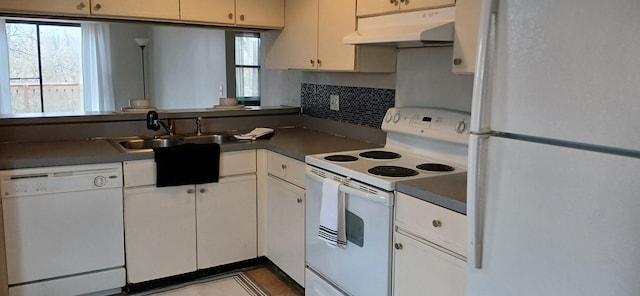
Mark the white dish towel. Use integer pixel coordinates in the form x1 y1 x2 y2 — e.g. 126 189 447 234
317 178 347 248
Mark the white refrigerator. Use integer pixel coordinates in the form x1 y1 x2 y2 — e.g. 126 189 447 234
467 1 640 296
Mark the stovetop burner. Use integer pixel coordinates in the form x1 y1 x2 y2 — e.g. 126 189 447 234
359 150 401 160
368 165 419 177
324 155 359 162
416 163 455 172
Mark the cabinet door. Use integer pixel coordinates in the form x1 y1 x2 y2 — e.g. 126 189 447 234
266 176 305 286
393 233 466 296
452 0 481 74
236 0 284 28
180 0 235 24
196 175 257 269
400 0 455 11
317 0 357 71
0 0 89 15
90 0 180 20
124 185 197 283
356 0 399 17
263 0 318 70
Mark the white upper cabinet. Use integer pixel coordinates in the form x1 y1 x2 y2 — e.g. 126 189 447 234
264 0 396 72
452 0 481 74
180 0 236 24
0 0 90 16
90 0 180 20
357 0 455 17
235 0 284 28
181 0 284 28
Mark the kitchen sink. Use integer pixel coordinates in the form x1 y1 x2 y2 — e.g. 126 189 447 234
181 134 235 145
111 133 241 152
119 138 183 149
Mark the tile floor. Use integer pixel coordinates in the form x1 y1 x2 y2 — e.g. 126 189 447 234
123 263 304 296
245 265 304 296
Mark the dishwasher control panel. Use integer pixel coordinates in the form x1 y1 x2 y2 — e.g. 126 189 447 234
0 163 122 198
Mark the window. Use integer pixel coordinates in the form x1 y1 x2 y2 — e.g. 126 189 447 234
6 20 82 113
234 32 260 106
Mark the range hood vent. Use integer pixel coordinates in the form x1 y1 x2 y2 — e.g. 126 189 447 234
344 7 455 48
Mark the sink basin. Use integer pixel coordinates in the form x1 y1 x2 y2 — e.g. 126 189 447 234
112 133 240 152
182 134 235 144
119 138 183 149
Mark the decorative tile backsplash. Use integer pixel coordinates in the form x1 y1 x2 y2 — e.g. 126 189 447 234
301 83 395 129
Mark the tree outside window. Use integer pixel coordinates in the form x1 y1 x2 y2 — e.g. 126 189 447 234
6 20 82 113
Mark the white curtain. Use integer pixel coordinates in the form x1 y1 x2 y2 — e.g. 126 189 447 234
0 19 11 114
82 22 115 112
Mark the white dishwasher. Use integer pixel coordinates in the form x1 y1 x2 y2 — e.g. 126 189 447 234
0 163 126 296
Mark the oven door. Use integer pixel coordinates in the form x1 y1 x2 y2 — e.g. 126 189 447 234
305 166 393 296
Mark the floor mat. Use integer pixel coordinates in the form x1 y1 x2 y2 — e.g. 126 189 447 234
135 272 269 296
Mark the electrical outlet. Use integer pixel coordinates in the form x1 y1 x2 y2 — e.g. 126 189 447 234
330 95 340 111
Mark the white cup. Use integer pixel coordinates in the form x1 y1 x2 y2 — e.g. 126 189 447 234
219 98 238 106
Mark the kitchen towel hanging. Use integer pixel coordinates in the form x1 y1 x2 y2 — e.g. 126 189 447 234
317 178 347 248
153 143 220 187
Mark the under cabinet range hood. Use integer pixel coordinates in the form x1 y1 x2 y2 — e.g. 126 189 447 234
344 6 455 48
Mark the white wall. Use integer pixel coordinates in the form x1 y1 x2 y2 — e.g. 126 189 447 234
149 26 227 109
110 23 151 110
259 46 474 112
395 47 474 112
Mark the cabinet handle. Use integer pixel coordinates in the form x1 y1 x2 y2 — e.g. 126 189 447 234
310 59 315 66
394 242 403 250
453 58 463 66
432 220 442 227
187 188 195 194
296 198 303 203
77 2 86 10
94 3 101 10
200 188 206 194
317 59 322 67
228 13 233 20
240 14 245 21
281 164 287 170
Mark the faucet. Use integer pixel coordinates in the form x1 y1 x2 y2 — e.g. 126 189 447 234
196 117 203 136
146 111 175 136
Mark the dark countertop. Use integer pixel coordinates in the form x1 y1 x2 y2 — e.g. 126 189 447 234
396 172 467 214
0 126 382 169
0 126 464 213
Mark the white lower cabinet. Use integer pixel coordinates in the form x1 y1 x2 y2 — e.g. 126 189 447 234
197 175 257 269
393 192 467 296
123 150 257 283
265 175 305 286
124 185 197 283
393 233 466 296
264 151 305 287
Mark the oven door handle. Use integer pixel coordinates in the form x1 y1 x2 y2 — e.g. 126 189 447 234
306 171 391 205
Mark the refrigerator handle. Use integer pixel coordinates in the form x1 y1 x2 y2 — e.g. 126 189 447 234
468 134 489 269
470 0 498 133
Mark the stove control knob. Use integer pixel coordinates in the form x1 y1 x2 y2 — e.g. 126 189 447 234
385 112 392 122
94 176 106 187
455 120 467 134
393 113 401 123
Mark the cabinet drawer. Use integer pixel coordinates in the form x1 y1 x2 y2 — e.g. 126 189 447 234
124 150 256 187
267 151 305 188
395 192 466 256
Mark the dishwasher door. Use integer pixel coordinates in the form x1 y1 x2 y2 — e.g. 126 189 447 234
0 163 125 293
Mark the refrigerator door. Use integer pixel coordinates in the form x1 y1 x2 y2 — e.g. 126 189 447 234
468 136 640 296
471 0 640 151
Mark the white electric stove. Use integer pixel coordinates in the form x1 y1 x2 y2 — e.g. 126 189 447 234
306 107 470 191
304 107 471 296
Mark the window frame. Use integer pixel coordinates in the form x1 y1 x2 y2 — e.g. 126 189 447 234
5 19 82 113
226 31 261 106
